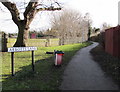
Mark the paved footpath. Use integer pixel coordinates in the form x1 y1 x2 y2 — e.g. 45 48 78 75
59 42 119 90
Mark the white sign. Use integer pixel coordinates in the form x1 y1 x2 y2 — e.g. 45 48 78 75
8 47 37 52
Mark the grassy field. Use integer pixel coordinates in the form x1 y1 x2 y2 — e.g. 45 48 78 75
7 38 59 47
1 41 91 90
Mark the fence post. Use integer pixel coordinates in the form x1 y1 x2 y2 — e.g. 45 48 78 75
2 33 7 52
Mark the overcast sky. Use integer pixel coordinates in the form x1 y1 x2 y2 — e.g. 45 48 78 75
0 0 119 33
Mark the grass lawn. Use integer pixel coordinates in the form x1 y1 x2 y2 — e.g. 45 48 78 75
1 42 91 90
7 38 59 47
90 45 120 88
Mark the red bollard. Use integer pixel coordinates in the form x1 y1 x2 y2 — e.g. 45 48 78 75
46 50 64 66
55 51 64 66
55 53 64 66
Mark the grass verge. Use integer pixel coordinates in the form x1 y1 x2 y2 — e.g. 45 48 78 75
90 45 120 88
2 42 91 90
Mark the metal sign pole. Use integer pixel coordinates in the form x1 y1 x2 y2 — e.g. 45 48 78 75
8 47 37 76
32 51 34 71
11 52 14 76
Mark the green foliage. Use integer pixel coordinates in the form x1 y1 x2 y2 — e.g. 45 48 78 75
95 28 100 33
98 32 105 48
2 42 91 90
87 26 92 41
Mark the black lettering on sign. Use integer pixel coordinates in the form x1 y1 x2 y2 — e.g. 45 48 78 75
8 47 37 52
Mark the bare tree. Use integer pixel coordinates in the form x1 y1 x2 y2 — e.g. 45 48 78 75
101 22 111 32
1 0 61 47
51 9 89 45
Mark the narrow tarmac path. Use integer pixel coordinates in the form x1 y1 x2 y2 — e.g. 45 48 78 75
59 42 119 90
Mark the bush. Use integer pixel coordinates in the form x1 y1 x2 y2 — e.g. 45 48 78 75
98 32 105 49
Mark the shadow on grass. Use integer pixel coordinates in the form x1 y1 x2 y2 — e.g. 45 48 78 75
2 50 81 90
2 42 92 90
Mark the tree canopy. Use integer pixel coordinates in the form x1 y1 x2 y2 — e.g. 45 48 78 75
1 0 61 47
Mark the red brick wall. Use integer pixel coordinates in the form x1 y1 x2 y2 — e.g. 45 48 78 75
105 25 120 58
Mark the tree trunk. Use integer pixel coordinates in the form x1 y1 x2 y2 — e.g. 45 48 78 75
13 22 29 47
59 37 64 45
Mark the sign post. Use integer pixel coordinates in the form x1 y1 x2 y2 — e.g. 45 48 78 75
11 52 14 76
32 51 34 71
8 47 37 76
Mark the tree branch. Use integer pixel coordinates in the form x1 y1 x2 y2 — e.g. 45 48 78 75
24 0 61 28
2 0 20 26
36 7 61 12
24 0 39 20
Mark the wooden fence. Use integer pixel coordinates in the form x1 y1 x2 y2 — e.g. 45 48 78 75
105 25 120 58
7 38 60 47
